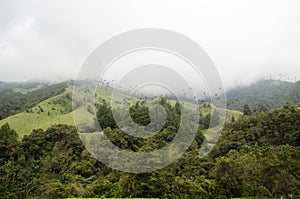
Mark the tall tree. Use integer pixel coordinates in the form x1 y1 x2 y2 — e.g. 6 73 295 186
243 104 252 115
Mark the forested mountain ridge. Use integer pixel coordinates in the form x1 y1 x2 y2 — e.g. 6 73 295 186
226 79 300 111
212 103 300 157
1 79 299 121
0 82 69 120
0 80 300 198
0 82 242 137
0 102 299 198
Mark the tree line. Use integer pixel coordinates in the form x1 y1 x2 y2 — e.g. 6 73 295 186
0 100 299 198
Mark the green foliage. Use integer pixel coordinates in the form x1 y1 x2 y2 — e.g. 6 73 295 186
227 80 300 111
129 101 151 126
243 104 252 115
0 124 210 198
0 123 18 165
97 98 190 152
0 83 299 199
212 145 300 198
212 103 300 157
0 86 75 137
96 101 116 129
0 82 68 120
86 177 122 198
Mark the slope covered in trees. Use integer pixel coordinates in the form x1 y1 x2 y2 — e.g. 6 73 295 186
0 101 299 198
226 80 300 112
211 103 300 198
0 82 69 120
0 82 241 137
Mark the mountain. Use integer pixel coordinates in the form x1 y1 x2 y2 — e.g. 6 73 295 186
0 86 74 138
0 81 299 198
2 79 300 137
0 81 69 120
0 97 299 198
0 81 242 137
226 79 300 111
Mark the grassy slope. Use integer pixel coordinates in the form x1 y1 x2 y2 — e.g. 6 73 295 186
12 84 43 94
0 87 74 138
0 85 242 138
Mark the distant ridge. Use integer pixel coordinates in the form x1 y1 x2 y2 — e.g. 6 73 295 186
226 79 300 111
0 82 69 120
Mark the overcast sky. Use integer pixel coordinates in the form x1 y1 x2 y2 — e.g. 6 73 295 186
0 0 299 89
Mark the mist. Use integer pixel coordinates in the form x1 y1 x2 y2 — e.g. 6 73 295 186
0 0 299 90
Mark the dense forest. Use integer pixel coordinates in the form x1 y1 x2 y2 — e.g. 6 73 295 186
0 94 299 198
226 80 300 112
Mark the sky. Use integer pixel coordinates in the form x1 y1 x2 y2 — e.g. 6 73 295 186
0 0 300 89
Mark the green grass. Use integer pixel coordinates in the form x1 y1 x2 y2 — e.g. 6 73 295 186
0 84 242 138
0 87 74 138
13 84 43 94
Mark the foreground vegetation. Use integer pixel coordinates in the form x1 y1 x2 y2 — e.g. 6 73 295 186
0 98 299 198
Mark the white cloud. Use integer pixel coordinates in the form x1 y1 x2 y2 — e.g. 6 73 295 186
0 0 299 88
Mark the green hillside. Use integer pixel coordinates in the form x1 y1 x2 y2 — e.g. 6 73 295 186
226 79 300 111
0 103 298 198
0 83 242 138
0 87 74 138
0 81 68 120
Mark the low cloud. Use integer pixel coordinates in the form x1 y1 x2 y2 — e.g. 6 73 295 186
0 0 299 89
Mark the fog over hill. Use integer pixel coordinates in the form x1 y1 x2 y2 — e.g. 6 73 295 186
0 0 300 89
226 79 300 111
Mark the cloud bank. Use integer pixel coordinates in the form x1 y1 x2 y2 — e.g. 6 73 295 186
0 0 299 89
